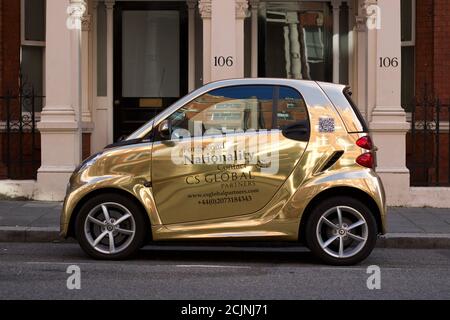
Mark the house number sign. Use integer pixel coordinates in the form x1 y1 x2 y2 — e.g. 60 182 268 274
379 57 399 68
214 56 234 67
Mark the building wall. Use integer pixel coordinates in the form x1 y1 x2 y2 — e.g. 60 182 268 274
409 0 450 187
0 0 21 179
0 0 20 97
432 0 450 100
415 0 450 99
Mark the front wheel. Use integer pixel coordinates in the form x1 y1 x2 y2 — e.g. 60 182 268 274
75 194 147 260
305 197 378 265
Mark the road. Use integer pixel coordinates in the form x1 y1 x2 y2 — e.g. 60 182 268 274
0 242 449 300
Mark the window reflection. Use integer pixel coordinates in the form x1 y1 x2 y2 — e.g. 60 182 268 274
168 85 307 137
259 2 332 82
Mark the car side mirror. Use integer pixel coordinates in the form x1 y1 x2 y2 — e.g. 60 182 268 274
158 119 172 140
117 135 127 143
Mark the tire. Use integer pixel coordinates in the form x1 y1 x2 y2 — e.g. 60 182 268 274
75 193 147 260
305 196 377 266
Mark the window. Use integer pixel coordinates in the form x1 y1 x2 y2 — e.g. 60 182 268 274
257 1 335 82
21 0 46 112
401 0 415 111
165 85 307 138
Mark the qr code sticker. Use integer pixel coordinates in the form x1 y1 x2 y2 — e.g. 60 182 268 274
319 117 335 133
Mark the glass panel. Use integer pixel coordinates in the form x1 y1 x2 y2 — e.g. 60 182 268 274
168 86 274 136
97 1 107 97
276 86 307 128
401 46 415 111
24 0 46 42
401 0 413 42
122 10 180 97
167 85 307 138
21 46 44 112
260 2 332 81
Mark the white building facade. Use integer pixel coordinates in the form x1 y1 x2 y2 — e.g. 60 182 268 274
2 0 449 207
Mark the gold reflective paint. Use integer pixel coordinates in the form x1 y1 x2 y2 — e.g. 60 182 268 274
61 79 386 247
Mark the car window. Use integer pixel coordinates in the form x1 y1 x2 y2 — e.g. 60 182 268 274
163 85 308 139
276 86 308 129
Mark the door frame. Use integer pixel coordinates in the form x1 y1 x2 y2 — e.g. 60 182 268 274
113 1 188 140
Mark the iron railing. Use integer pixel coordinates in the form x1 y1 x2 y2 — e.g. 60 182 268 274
407 85 450 186
0 80 43 180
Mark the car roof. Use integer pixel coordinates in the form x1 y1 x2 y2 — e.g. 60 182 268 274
202 78 345 90
126 78 347 140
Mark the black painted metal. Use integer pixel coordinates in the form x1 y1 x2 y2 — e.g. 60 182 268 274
0 75 43 179
408 84 450 186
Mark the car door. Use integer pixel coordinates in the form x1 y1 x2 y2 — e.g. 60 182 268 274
151 84 310 225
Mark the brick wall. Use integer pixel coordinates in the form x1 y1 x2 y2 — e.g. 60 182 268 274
415 0 450 99
0 0 20 97
415 0 434 96
432 0 450 100
409 0 450 186
0 1 21 179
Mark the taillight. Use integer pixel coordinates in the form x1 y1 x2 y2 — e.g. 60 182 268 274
356 152 374 168
356 136 373 150
355 136 375 168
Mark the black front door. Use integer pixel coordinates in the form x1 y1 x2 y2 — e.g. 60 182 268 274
114 2 188 140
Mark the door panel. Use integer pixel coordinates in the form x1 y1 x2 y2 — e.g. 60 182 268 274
151 85 309 225
114 2 187 141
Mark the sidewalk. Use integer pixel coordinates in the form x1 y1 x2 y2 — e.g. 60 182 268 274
0 200 449 248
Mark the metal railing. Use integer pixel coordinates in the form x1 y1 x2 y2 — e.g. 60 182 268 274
0 80 43 180
407 85 450 186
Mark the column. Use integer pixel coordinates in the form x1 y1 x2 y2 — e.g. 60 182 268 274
348 0 355 89
200 0 248 83
199 0 211 83
354 4 367 118
105 0 114 144
81 13 91 123
249 0 259 78
187 1 196 92
369 0 410 205
287 12 301 79
331 0 341 84
36 0 84 200
211 0 235 81
235 0 248 78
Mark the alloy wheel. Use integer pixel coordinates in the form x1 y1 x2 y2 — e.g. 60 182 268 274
84 202 136 255
315 206 368 259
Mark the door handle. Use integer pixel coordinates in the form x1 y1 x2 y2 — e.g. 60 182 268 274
281 121 310 141
114 100 120 106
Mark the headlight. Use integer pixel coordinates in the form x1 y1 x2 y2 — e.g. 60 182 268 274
74 152 102 173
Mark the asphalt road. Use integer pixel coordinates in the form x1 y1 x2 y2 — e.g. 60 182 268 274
0 242 449 300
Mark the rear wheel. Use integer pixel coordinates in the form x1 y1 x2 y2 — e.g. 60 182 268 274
75 194 147 260
305 197 377 265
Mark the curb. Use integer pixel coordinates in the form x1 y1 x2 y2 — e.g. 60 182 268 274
0 227 61 243
1 228 450 249
377 233 450 249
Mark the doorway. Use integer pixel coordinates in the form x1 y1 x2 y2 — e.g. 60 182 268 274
113 1 188 140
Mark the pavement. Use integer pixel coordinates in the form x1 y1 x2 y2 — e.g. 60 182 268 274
0 200 449 248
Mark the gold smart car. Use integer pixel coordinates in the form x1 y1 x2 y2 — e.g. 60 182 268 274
61 79 386 265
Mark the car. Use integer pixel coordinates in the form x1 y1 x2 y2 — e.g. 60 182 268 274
60 78 386 265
